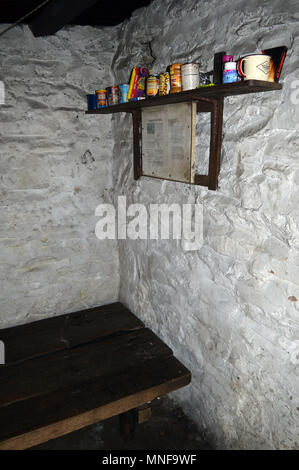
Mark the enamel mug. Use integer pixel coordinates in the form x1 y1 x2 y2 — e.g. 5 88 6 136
237 54 271 81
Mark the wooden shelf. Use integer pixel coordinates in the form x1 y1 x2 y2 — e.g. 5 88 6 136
85 80 282 115
86 79 282 190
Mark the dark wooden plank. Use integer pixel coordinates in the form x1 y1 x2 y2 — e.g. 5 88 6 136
0 356 191 449
0 302 143 364
197 101 213 113
213 51 226 85
194 174 209 186
132 109 142 180
85 81 282 115
0 328 172 407
208 97 224 190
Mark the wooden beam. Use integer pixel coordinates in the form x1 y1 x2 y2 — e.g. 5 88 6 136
208 97 223 190
131 109 142 180
29 0 100 37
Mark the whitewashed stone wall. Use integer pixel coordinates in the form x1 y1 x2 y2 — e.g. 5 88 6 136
0 25 120 327
111 0 299 449
0 0 298 450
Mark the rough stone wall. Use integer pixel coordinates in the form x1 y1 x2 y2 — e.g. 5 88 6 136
0 25 120 327
111 0 299 449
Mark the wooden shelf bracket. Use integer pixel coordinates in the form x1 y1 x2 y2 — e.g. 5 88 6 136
129 96 224 190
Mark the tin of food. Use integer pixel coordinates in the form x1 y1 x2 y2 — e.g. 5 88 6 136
181 63 200 91
159 72 170 96
169 63 182 74
118 84 129 103
169 63 182 93
87 93 97 110
146 75 159 97
95 89 107 108
223 62 238 83
106 86 119 105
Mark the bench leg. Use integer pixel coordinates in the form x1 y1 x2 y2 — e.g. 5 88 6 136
119 409 138 437
119 405 152 438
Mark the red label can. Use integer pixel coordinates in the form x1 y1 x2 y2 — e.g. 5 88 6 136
106 86 119 105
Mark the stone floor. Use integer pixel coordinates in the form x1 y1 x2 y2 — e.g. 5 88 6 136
32 396 211 450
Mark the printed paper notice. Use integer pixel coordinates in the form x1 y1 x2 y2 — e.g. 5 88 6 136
141 102 195 182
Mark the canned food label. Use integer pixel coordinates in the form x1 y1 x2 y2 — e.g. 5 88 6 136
118 84 129 103
159 73 170 95
169 64 182 74
106 86 119 105
96 89 107 107
146 76 159 96
170 75 182 88
223 70 238 83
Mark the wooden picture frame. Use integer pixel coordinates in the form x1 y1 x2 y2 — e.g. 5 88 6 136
141 102 196 184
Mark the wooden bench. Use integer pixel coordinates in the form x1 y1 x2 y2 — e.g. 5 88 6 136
0 302 191 449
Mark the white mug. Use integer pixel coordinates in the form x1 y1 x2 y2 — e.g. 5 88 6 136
237 54 271 81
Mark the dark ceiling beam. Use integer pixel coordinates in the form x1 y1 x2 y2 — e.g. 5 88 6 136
29 0 100 37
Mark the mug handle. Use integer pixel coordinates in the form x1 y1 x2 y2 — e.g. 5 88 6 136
237 57 247 78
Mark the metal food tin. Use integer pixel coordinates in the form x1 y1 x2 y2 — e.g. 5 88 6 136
169 63 182 74
222 62 238 83
169 63 182 93
158 72 170 96
181 63 200 91
118 84 129 103
170 74 182 93
87 94 97 110
95 89 107 108
146 75 159 97
106 86 119 105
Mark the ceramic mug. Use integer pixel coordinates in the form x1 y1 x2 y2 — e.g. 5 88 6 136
237 54 271 81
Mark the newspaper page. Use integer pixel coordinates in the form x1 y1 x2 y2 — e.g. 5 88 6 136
142 102 195 183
